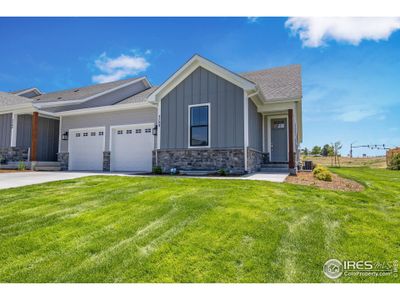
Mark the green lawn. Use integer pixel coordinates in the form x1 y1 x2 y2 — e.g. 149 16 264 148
0 168 399 283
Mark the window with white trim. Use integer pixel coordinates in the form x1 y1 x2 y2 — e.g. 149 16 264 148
189 105 209 147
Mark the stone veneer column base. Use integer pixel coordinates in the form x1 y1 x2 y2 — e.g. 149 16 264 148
0 147 29 162
153 148 245 174
247 147 263 173
103 151 111 171
57 152 69 171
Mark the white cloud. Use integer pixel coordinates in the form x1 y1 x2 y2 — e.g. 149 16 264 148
336 107 381 122
285 17 400 47
247 17 259 23
92 52 150 83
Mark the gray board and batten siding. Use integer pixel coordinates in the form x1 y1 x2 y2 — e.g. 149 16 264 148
160 66 245 149
0 113 12 147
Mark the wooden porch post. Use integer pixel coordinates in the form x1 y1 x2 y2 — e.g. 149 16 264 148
288 109 295 170
31 112 39 161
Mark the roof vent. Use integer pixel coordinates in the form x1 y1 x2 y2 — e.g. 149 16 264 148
74 89 80 92
57 97 62 100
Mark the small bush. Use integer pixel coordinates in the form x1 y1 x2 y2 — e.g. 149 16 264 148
152 166 162 174
315 170 332 182
218 168 227 176
18 161 26 171
312 164 332 181
388 153 400 170
312 165 326 175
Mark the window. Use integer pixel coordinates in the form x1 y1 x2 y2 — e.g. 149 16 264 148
189 105 209 147
91 132 96 136
273 120 285 129
136 129 141 134
83 132 88 137
99 131 104 136
145 128 151 133
75 133 80 137
117 130 123 135
126 129 132 134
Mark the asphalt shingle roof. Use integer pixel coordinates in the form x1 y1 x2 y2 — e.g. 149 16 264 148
33 77 142 103
115 86 158 105
0 92 32 107
241 64 302 101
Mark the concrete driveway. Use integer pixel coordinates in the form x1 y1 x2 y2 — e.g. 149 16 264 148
0 171 105 190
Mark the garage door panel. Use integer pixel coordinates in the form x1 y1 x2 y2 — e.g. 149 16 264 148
111 125 154 172
69 128 105 171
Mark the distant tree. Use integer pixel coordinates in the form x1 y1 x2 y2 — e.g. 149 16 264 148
311 146 322 155
321 144 334 156
302 147 310 156
332 141 343 167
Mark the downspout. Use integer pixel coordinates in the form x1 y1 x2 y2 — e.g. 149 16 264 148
243 92 249 172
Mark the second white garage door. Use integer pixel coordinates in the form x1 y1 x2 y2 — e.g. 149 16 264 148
110 124 154 172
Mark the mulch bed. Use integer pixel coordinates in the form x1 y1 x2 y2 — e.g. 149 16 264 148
285 171 364 192
0 170 32 173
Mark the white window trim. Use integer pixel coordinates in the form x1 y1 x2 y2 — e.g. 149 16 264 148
188 103 211 149
266 115 289 162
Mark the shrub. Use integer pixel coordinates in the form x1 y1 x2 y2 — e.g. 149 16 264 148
312 165 326 175
152 166 162 174
218 168 227 176
18 161 26 171
312 164 333 181
388 153 400 170
315 170 332 182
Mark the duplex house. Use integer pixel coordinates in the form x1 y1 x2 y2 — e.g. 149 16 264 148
0 55 302 174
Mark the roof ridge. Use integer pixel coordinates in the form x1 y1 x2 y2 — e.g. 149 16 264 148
240 64 301 75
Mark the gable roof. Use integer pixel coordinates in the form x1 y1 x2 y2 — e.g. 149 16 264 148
33 76 146 104
241 64 302 102
11 87 42 98
0 92 32 107
147 54 257 103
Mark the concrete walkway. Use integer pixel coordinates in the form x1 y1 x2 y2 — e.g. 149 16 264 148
0 171 117 190
0 170 288 190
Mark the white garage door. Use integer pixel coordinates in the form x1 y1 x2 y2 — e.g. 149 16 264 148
68 127 105 171
111 124 154 172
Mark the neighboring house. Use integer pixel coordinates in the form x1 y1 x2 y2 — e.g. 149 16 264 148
0 54 302 174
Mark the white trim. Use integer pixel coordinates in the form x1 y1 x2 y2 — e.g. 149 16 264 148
58 116 63 153
243 93 249 172
187 103 211 149
33 77 150 109
0 103 33 114
109 123 156 172
56 102 155 116
262 114 265 153
10 113 18 147
267 115 289 162
148 55 256 103
14 87 42 97
157 101 161 150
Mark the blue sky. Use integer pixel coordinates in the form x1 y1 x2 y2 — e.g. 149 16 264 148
0 17 399 156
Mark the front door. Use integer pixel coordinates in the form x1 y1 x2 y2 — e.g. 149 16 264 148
270 118 288 162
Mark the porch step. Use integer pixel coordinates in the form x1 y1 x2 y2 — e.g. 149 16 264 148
32 161 61 171
260 167 289 173
261 163 289 169
179 170 217 176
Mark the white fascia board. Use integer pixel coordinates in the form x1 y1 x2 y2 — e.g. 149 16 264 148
0 103 34 114
15 87 43 96
33 77 149 109
148 55 256 103
55 102 156 117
